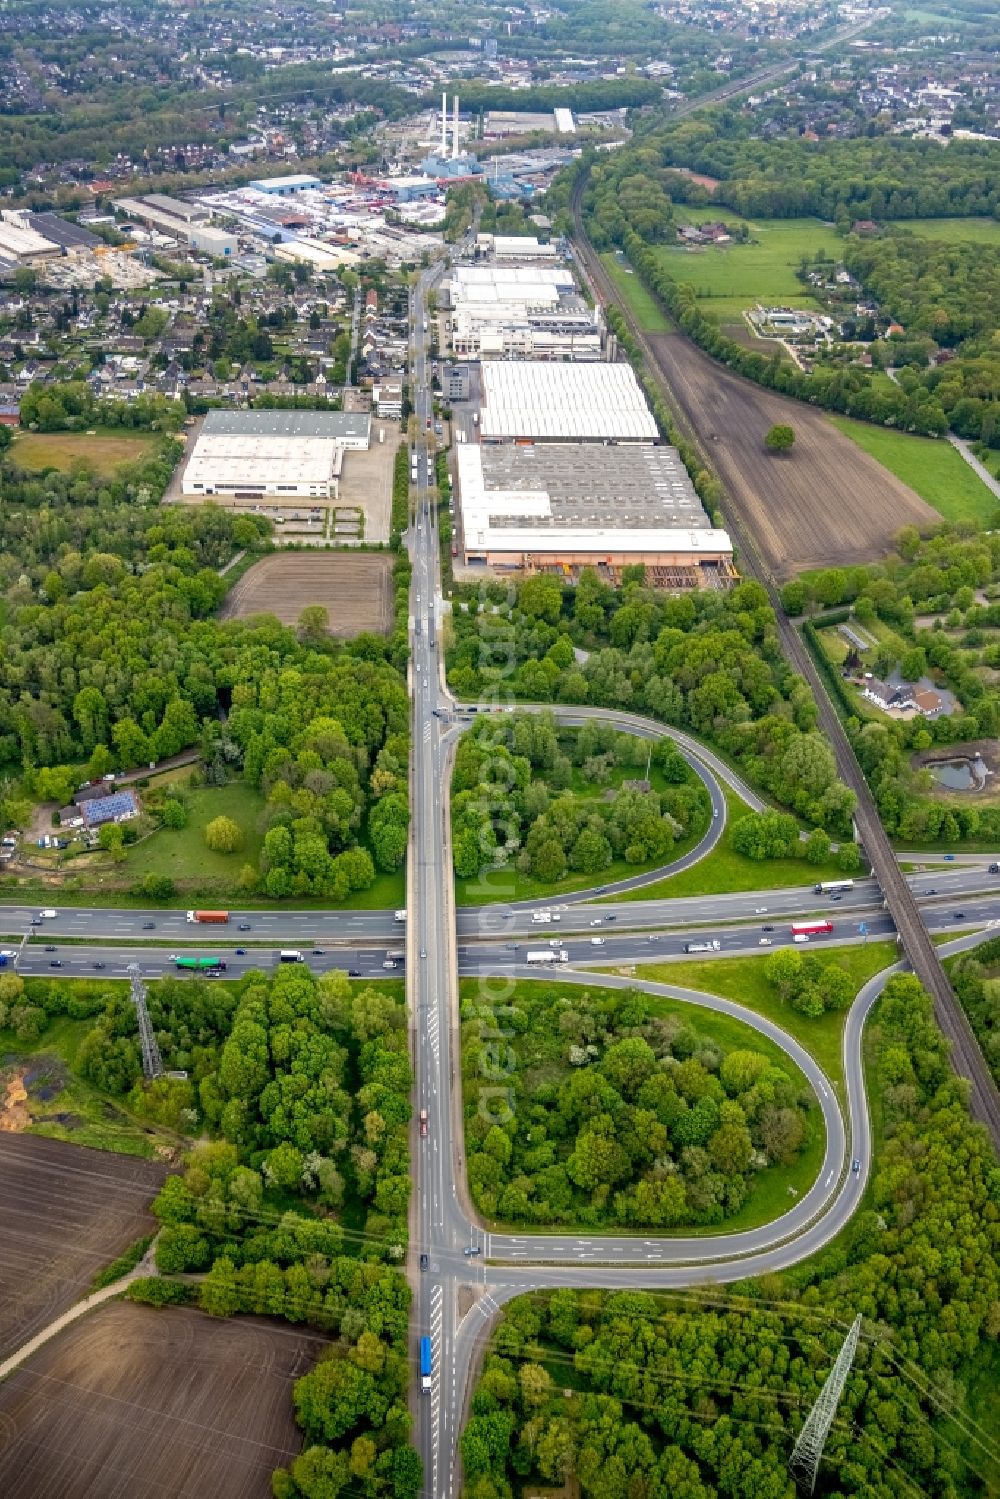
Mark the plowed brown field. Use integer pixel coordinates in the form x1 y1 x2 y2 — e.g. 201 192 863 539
648 331 938 578
221 553 392 636
0 1136 165 1360
0 1302 324 1498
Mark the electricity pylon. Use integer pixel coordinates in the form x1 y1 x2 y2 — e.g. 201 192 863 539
127 962 163 1079
789 1315 862 1493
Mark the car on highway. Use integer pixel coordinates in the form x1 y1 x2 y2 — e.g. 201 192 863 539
755 908 767 914
762 924 774 932
419 1253 429 1271
759 937 772 946
93 961 106 970
990 862 999 874
142 921 155 929
851 1159 861 1174
49 959 62 967
419 1109 428 1137
713 808 718 819
605 914 616 922
44 945 56 952
312 947 325 955
944 854 956 861
590 937 606 946
420 948 427 958
953 911 966 920
235 948 247 956
238 922 251 931
505 943 519 950
463 1246 481 1257
590 919 602 927
926 888 937 895
831 895 842 902
29 917 42 926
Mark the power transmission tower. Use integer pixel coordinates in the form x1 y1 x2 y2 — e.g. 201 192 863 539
789 1315 862 1493
127 963 163 1080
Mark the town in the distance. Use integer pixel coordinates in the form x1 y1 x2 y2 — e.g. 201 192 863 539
0 1 998 1497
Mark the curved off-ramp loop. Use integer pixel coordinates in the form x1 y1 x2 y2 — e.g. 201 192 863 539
445 700 761 908
456 929 995 1406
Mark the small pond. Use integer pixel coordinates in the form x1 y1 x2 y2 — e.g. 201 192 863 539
929 757 987 792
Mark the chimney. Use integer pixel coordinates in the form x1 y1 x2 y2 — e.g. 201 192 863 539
440 91 447 156
452 95 460 159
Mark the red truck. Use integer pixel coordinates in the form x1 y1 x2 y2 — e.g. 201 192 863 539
186 910 230 924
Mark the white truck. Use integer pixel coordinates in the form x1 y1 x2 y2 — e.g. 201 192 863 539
683 939 721 953
531 910 559 924
394 909 407 923
526 949 569 965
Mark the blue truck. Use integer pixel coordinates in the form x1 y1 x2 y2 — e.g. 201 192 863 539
419 1335 432 1393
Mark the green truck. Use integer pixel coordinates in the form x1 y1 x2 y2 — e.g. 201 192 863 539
170 954 227 971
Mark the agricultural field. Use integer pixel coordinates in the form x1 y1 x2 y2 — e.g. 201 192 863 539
220 552 393 637
829 416 999 526
659 212 843 320
8 429 159 478
902 216 1000 245
0 1136 165 1360
647 329 937 575
0 1301 319 1498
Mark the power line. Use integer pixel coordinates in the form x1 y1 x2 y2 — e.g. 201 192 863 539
789 1314 862 1493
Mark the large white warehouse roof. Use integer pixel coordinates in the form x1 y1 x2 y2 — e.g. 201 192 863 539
479 361 659 441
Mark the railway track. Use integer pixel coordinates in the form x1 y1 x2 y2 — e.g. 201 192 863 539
570 176 1000 1148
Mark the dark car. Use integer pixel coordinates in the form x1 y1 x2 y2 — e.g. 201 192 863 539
49 959 62 967
990 863 999 875
142 921 155 929
44 945 56 952
926 887 937 895
851 1158 861 1174
235 947 247 956
238 922 251 931
419 1252 429 1271
29 917 42 926
348 968 361 977
762 924 775 932
312 947 325 955
93 961 106 970
953 911 966 920
604 914 617 922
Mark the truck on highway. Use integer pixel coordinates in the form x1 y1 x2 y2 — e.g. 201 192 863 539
172 955 227 971
420 1335 432 1392
428 615 436 649
394 909 407 923
186 910 229 924
683 939 721 953
526 949 569 964
279 950 304 963
791 919 834 937
814 880 854 894
39 909 57 919
531 910 552 924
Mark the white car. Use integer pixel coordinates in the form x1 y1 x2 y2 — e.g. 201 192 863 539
590 919 602 927
758 937 772 946
590 937 606 946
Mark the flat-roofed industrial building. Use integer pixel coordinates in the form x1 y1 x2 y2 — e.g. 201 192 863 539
478 360 659 442
181 409 370 502
455 441 734 589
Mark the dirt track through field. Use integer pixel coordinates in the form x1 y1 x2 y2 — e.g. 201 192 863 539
221 552 393 636
0 1136 166 1361
648 331 938 577
0 1302 324 1498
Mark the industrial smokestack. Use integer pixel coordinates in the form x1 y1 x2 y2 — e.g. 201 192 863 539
452 95 460 159
440 91 447 156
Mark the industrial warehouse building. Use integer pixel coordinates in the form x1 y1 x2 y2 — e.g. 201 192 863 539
444 263 602 359
478 361 658 442
114 196 237 257
181 409 371 502
455 442 734 589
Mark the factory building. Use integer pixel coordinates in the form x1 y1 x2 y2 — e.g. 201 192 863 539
455 442 734 589
181 409 370 503
114 197 237 256
478 361 658 442
0 212 63 266
249 174 322 196
444 264 601 360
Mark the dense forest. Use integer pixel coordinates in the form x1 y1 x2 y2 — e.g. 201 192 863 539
462 973 1000 1499
949 937 1000 1089
785 524 1000 844
446 573 857 837
842 231 1000 349
462 978 816 1231
451 714 708 883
